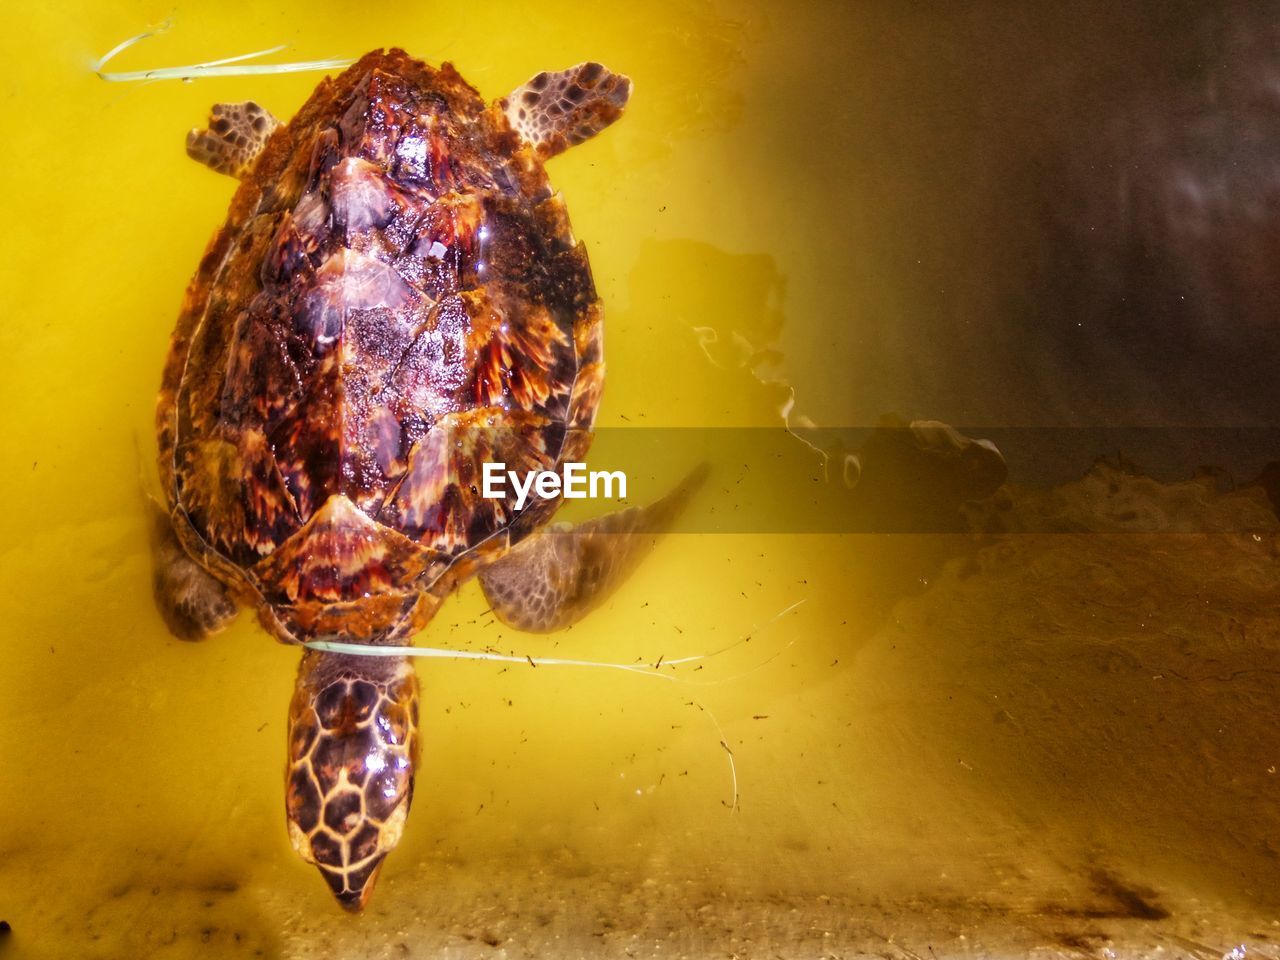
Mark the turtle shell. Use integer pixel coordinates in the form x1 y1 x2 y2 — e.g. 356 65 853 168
156 49 605 644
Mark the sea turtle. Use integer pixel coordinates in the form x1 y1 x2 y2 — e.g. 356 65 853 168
153 48 675 911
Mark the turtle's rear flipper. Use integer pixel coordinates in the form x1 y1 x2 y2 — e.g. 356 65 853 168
501 62 632 159
478 466 706 633
186 101 280 178
150 504 238 640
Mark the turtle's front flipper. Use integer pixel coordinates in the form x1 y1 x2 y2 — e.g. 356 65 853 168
286 651 419 913
501 62 632 159
150 503 238 640
186 101 280 178
478 466 706 633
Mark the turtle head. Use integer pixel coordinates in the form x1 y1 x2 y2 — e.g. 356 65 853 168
285 649 420 911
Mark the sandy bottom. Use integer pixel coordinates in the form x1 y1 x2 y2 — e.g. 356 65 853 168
10 846 1278 959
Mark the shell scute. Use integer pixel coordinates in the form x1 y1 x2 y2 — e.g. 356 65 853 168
380 407 564 554
253 494 446 606
219 307 306 430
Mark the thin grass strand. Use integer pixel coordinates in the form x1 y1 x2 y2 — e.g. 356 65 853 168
91 20 172 72
94 26 351 82
98 59 354 83
301 638 700 679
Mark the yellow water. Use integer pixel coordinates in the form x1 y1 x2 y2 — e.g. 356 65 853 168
3 3 1280 958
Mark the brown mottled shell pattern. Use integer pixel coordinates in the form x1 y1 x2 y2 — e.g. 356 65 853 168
156 49 605 645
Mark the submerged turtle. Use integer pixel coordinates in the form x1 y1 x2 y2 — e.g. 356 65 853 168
153 49 678 911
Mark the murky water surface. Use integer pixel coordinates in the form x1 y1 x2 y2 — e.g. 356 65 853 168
2 2 1279 957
